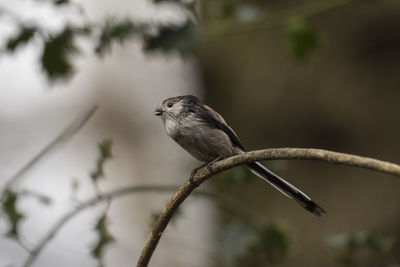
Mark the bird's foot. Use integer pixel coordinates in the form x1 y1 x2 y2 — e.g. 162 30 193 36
189 163 206 186
206 156 223 173
189 157 223 186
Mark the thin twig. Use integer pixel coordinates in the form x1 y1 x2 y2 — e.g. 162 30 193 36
0 106 98 255
1 105 98 194
137 148 400 267
21 185 255 267
205 0 351 39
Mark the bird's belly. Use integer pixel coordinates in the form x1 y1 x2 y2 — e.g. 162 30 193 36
172 125 236 162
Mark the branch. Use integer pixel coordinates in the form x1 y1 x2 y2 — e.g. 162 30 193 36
22 185 174 267
206 0 351 39
21 185 252 267
136 148 400 267
2 105 98 194
0 106 97 254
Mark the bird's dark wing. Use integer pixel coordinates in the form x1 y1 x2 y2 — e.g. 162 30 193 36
197 105 246 151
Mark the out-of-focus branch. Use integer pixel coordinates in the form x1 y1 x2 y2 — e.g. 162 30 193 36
206 0 351 38
21 185 257 267
21 185 173 267
136 148 400 267
1 105 98 194
0 105 98 254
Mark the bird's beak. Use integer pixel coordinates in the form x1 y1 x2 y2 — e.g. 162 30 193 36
155 108 163 116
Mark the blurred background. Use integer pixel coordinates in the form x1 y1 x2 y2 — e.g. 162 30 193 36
1 0 400 266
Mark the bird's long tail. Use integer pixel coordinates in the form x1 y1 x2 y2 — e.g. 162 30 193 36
247 161 326 216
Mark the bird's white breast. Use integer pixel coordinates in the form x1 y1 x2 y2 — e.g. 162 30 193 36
164 117 179 137
164 113 202 138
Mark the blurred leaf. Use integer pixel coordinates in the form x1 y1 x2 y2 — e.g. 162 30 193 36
220 221 290 266
222 167 253 184
6 27 36 52
220 1 264 22
327 231 394 266
287 18 319 61
221 2 238 18
41 26 79 81
328 231 394 252
2 191 24 237
91 139 113 182
91 214 114 263
144 20 201 54
96 19 143 56
220 221 256 266
234 5 264 23
99 139 113 159
244 223 290 265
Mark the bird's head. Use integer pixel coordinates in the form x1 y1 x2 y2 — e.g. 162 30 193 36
155 95 202 120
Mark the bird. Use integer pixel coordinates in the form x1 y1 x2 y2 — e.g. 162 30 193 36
155 95 325 216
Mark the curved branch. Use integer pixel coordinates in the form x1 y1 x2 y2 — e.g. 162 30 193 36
136 148 400 267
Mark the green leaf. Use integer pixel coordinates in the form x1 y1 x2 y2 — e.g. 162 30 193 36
91 214 114 262
90 139 113 182
327 231 394 266
287 18 319 61
252 223 290 263
2 190 24 237
99 139 113 159
144 20 201 54
220 222 256 266
41 27 79 81
220 221 290 266
95 19 143 56
221 167 253 184
6 27 36 52
221 1 238 18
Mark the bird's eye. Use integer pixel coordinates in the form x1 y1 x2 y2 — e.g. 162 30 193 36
167 102 173 108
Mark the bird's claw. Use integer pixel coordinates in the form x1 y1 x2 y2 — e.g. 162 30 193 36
189 170 199 186
189 156 223 186
206 156 223 173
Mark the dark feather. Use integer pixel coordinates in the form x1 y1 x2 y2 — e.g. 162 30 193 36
248 162 326 216
198 105 246 151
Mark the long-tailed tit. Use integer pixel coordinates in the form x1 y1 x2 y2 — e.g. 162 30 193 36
155 95 325 216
